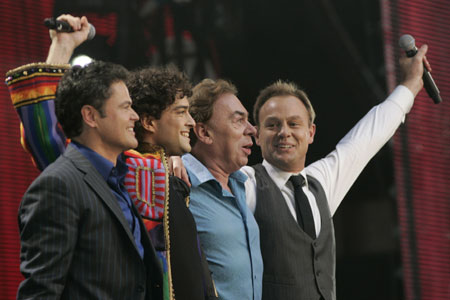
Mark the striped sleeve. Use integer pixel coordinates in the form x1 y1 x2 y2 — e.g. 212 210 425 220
5 63 70 171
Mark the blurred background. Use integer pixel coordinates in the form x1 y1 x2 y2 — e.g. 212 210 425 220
1 1 449 299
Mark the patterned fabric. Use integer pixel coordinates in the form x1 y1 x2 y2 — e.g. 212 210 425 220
6 63 217 300
5 63 70 170
156 251 171 300
125 149 168 221
124 147 173 300
5 63 70 108
17 144 163 300
6 63 173 300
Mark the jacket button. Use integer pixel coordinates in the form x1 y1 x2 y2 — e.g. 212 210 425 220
316 270 321 277
137 285 145 293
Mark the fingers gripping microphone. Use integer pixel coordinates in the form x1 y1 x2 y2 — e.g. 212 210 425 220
399 34 442 104
44 18 96 40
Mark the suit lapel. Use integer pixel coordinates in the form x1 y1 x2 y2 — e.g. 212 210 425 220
63 144 142 255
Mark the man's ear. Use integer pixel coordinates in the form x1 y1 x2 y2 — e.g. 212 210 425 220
80 105 99 128
193 122 213 145
308 123 316 144
141 115 157 134
254 125 261 146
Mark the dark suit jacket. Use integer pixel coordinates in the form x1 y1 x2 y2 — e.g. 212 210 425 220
17 144 163 300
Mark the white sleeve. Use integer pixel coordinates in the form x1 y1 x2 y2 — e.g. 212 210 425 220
241 165 257 213
306 85 415 216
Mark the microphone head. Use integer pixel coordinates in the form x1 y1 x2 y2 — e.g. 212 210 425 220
43 18 55 28
399 34 416 51
87 24 96 40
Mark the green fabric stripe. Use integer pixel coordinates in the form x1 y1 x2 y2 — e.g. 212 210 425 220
34 104 57 163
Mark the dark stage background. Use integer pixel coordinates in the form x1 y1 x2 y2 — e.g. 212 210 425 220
1 1 449 299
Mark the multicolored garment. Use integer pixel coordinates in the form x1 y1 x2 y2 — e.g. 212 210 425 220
125 149 167 223
6 63 70 170
125 146 173 299
5 63 217 300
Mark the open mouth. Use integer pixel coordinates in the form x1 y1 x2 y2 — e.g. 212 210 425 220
243 144 252 155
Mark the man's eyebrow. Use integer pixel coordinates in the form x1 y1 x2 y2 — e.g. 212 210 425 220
265 115 303 120
172 104 189 110
231 111 247 118
120 99 133 106
264 116 279 121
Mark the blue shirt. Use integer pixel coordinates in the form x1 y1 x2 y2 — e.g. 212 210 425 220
71 142 144 259
182 154 263 300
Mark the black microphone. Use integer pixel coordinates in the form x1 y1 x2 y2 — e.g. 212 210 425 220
44 18 96 40
399 34 442 104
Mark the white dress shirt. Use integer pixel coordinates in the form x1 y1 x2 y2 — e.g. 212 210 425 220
242 85 414 235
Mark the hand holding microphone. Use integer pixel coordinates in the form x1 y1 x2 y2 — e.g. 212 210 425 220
44 17 96 40
399 34 442 104
44 15 94 64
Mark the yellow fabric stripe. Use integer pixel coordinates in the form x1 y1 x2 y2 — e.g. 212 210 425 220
11 85 57 108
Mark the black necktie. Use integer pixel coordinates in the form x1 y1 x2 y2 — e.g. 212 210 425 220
289 175 316 239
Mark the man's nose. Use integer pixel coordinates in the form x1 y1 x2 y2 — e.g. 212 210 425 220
131 108 139 121
277 123 290 137
245 121 257 136
186 112 196 127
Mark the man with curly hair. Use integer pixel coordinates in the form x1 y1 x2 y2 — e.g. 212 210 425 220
6 14 217 300
6 15 163 300
127 67 218 300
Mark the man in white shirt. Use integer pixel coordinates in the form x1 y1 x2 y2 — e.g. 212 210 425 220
241 44 430 300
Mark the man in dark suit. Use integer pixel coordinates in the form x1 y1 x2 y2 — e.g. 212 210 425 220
15 16 163 299
241 45 430 300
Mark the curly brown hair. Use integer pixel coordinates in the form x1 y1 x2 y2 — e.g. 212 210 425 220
127 65 192 143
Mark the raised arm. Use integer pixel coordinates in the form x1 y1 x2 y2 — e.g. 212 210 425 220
46 15 91 64
5 15 90 170
307 45 428 215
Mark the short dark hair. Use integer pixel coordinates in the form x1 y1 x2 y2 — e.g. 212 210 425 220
253 80 316 126
55 61 129 138
127 65 192 143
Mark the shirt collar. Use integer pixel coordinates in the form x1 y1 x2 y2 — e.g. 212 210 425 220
182 153 248 187
71 141 127 181
262 159 309 189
